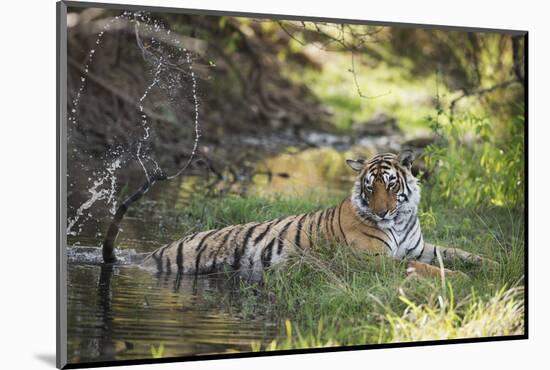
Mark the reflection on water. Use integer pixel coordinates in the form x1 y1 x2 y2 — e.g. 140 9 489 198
67 264 277 363
67 146 361 364
252 147 365 198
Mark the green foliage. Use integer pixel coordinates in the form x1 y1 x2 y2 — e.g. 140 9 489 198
423 110 524 208
150 343 165 358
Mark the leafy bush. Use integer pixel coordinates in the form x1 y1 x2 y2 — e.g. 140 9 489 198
423 109 524 208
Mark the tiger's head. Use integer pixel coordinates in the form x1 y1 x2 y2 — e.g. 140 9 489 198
346 150 420 229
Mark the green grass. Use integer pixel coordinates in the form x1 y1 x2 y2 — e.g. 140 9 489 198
152 191 344 241
386 285 524 342
152 191 524 350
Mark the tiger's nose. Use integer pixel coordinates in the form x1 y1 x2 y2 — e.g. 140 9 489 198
376 210 388 218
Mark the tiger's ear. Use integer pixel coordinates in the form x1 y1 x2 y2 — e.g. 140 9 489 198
346 159 365 172
398 149 415 170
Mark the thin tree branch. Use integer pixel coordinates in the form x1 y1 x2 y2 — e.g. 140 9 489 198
349 52 391 100
102 172 166 263
449 79 520 122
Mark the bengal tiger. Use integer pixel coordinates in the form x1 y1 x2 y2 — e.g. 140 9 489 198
139 150 497 281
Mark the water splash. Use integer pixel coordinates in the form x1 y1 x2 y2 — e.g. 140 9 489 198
67 158 121 236
67 245 143 265
67 10 201 242
136 50 164 182
169 48 201 180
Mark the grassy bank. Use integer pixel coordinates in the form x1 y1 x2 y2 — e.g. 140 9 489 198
168 192 524 350
253 202 523 349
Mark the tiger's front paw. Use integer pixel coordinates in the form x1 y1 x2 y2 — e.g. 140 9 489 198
481 258 500 270
446 269 470 279
406 261 469 279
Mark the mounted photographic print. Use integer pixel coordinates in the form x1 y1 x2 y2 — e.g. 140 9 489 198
56 1 527 368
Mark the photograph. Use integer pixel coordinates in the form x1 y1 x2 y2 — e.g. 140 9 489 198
59 1 526 367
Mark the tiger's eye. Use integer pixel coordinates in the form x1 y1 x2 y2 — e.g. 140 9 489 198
364 178 372 192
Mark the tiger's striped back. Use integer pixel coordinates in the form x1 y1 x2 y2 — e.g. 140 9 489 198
141 201 352 281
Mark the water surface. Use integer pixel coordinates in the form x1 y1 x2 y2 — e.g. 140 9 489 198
67 262 278 363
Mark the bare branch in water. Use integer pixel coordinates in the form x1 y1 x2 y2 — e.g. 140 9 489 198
102 172 166 263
